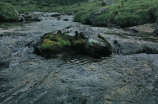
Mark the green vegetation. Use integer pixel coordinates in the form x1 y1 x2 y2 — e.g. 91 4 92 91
33 0 86 5
41 33 71 54
1 0 158 27
51 0 158 27
0 0 38 21
70 0 158 27
73 39 87 46
0 0 87 22
0 3 18 21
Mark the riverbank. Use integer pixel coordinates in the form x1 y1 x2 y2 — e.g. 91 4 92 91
1 0 158 28
45 0 157 28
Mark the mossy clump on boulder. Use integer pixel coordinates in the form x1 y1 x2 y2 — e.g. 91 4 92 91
40 32 72 55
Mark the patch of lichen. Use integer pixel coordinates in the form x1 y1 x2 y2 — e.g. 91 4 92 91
41 33 71 54
73 39 87 46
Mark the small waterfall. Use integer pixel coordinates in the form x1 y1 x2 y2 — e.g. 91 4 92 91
18 14 26 23
22 16 26 23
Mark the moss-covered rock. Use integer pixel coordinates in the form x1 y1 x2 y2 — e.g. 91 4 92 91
35 25 113 58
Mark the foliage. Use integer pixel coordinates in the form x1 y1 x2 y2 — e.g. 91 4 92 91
72 0 158 27
0 0 88 22
114 13 141 27
34 0 86 5
1 0 158 27
74 10 91 24
74 11 85 22
0 3 18 21
81 13 91 24
93 13 114 26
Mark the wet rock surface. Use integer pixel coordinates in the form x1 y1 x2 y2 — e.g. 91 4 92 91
114 41 158 55
153 28 158 35
0 60 9 70
0 13 158 104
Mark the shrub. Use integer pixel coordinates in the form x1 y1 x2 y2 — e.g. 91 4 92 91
93 13 114 26
74 0 158 27
135 10 150 23
81 13 90 24
114 13 141 27
74 11 86 22
0 3 18 22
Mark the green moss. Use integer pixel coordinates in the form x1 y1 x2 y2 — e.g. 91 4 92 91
73 39 87 46
41 33 71 53
60 39 71 46
41 40 60 52
98 34 106 41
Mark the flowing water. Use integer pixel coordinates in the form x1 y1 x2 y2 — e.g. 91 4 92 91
0 12 158 104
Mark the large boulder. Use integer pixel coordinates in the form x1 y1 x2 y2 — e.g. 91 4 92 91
18 12 41 22
114 41 158 55
50 13 61 17
90 8 109 25
34 25 113 58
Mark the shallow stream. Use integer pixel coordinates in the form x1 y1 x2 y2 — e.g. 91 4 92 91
0 12 158 104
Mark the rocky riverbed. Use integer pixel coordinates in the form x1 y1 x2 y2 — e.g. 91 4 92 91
1 12 158 104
